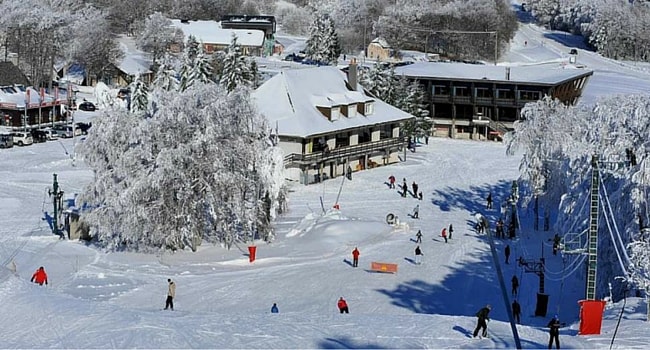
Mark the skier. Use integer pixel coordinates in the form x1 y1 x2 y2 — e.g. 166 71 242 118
486 192 493 209
505 244 511 264
552 234 561 255
448 224 454 239
418 191 423 200
388 175 396 189
441 227 448 243
271 303 279 313
415 230 423 243
414 245 423 265
547 314 565 349
30 266 48 286
512 299 521 324
402 179 408 197
352 247 360 267
473 304 491 338
164 278 176 311
337 297 349 313
412 181 419 198
511 275 519 296
412 204 419 219
496 218 504 238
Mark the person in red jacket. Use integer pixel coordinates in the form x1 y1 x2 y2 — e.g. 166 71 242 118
31 266 48 286
352 247 360 267
337 297 349 313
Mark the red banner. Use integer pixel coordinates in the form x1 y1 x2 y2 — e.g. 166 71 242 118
25 88 30 106
40 88 45 106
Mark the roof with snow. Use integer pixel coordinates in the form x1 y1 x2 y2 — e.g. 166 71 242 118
394 62 593 85
117 55 152 76
370 37 390 49
0 85 67 109
170 19 265 47
253 66 414 138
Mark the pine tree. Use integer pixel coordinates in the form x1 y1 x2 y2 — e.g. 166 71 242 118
179 35 200 92
152 54 179 92
304 13 341 65
191 45 214 85
129 75 148 115
220 33 252 93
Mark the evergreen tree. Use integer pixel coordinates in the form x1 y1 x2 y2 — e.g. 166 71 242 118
129 75 148 115
152 54 179 92
179 35 200 92
304 13 342 65
191 45 214 85
220 33 252 93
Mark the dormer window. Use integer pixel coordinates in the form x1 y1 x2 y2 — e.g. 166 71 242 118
331 107 340 120
347 104 357 118
364 102 374 115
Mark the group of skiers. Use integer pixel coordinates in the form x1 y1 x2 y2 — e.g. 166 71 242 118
388 176 423 200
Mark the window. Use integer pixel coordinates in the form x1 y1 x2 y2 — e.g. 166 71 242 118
497 89 514 99
433 85 449 95
364 102 373 115
331 107 340 120
347 104 357 118
454 86 470 96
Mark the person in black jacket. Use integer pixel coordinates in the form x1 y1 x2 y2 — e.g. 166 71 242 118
512 300 521 324
473 304 491 338
547 315 565 349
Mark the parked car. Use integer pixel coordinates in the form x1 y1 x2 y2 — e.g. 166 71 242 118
78 101 96 111
0 131 13 148
12 131 33 146
75 122 92 135
41 128 59 140
52 125 73 138
31 129 48 143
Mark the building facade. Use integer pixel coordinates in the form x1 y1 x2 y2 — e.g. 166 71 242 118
394 62 593 140
253 62 414 185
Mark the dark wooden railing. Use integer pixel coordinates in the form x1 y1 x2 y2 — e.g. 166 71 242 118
283 137 406 167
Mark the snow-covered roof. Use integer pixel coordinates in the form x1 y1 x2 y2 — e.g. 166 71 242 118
170 19 265 47
253 66 414 138
394 62 593 85
0 85 67 109
117 55 152 76
370 37 390 49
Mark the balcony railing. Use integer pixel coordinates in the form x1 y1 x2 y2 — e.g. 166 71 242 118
283 137 406 167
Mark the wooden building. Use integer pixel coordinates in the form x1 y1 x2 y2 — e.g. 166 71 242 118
253 61 414 185
394 62 593 140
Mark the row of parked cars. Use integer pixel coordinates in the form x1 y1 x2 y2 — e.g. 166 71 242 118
0 122 92 148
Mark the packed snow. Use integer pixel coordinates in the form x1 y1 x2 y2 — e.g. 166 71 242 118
2 12 650 350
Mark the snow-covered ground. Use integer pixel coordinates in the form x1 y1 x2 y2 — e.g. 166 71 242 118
2 10 650 350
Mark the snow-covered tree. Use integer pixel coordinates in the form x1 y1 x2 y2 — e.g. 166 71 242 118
191 45 214 85
179 35 201 92
304 13 342 65
219 33 252 93
506 94 650 301
135 12 175 66
79 83 287 252
129 75 148 115
152 54 179 92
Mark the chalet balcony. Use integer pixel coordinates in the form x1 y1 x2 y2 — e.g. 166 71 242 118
451 96 472 104
495 98 516 106
475 97 493 105
283 137 406 168
432 95 451 103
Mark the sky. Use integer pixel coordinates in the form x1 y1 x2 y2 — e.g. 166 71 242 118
2 6 650 350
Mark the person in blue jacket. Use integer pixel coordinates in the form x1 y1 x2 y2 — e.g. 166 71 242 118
271 303 279 313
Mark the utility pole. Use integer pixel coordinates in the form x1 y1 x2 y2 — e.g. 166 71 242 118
49 173 64 238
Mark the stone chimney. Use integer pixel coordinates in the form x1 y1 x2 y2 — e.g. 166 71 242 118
347 58 358 91
505 66 511 81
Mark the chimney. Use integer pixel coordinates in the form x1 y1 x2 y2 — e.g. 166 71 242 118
347 58 358 91
505 66 511 81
